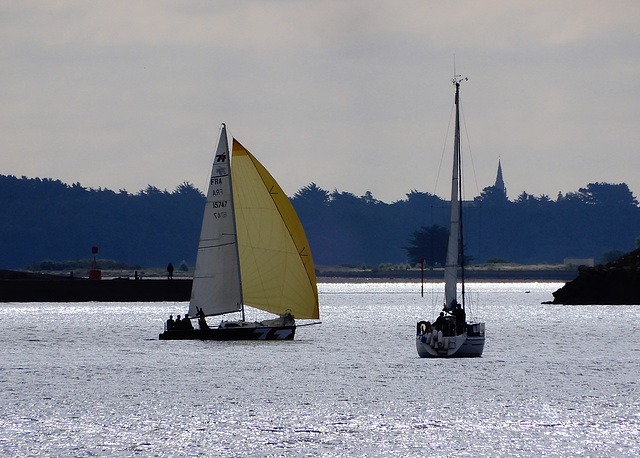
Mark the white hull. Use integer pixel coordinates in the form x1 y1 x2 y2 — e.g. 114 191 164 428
416 322 485 358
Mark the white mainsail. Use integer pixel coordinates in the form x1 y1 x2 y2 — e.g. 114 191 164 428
189 124 243 317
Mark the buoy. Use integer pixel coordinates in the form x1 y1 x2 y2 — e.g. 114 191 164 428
88 246 102 280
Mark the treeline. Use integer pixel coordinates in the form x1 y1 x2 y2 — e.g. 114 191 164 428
291 182 640 266
0 175 203 270
1 175 638 270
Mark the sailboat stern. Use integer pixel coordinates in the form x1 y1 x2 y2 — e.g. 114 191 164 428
457 322 485 357
415 321 485 358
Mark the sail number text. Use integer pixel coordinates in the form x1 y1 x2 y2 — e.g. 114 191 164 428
210 177 228 218
211 200 228 208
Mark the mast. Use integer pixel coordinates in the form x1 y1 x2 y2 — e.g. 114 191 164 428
444 75 466 312
224 127 245 322
457 85 466 309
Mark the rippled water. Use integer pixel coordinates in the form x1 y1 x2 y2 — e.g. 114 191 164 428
1 282 639 456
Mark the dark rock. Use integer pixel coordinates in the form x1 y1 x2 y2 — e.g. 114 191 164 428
551 249 640 304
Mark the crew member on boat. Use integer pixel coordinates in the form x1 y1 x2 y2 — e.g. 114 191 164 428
453 304 466 335
181 314 194 330
434 312 446 332
196 307 209 330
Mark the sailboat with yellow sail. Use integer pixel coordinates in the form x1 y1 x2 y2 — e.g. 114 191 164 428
159 124 319 340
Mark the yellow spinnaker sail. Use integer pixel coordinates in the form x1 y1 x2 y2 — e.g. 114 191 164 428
231 139 319 319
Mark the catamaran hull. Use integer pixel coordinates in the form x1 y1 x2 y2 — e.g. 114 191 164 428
159 325 296 341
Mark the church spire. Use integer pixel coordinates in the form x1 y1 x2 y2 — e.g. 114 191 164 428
494 160 507 198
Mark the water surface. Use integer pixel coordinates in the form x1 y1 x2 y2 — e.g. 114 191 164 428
1 282 638 456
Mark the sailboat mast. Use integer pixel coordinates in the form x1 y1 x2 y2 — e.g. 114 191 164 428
444 75 466 312
225 133 245 322
456 82 466 309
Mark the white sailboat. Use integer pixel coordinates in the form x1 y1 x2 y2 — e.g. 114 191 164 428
160 124 319 340
416 76 485 357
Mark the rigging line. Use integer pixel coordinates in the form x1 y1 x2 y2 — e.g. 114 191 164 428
459 99 481 199
432 102 455 197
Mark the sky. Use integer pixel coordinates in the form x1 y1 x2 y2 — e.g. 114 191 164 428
2 1 640 203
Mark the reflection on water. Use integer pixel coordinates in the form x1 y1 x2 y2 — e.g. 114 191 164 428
0 283 638 456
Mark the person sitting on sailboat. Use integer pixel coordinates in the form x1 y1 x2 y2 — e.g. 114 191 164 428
166 315 175 331
181 314 194 330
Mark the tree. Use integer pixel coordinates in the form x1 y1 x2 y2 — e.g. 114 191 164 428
139 185 167 197
404 225 448 266
291 182 329 206
174 181 203 199
474 185 509 206
577 182 638 207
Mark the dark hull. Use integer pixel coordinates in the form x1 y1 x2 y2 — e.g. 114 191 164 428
158 325 296 341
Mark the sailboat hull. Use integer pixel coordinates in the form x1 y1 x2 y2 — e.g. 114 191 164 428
415 322 485 358
159 325 296 341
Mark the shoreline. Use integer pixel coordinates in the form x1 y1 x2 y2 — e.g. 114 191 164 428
316 266 578 283
0 266 577 302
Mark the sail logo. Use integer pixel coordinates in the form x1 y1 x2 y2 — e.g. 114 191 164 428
213 166 228 177
215 152 227 162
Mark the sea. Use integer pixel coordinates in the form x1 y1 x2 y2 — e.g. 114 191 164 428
1 282 638 457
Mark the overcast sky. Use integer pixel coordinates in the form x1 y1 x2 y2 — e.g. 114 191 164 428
2 1 639 203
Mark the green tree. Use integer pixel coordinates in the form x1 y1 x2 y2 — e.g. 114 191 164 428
404 225 448 266
474 185 509 206
291 182 330 207
577 182 638 207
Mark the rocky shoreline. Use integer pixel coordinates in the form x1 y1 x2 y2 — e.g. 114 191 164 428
550 249 640 305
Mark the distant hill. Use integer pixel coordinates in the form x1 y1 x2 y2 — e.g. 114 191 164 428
1 175 639 269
